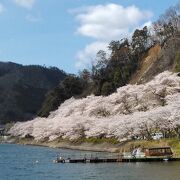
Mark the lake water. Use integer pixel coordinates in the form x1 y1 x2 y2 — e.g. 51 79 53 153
0 144 180 180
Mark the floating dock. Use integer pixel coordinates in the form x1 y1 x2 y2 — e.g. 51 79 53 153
54 147 180 163
55 157 180 163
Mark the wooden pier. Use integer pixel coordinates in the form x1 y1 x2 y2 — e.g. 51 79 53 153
55 157 180 163
54 147 180 164
68 158 118 163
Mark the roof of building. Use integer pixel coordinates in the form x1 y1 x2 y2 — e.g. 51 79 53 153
145 147 171 150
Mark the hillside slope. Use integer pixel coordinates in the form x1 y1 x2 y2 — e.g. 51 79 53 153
130 33 180 84
9 71 180 142
0 62 66 124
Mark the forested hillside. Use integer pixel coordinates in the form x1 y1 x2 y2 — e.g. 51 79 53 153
1 4 179 124
38 3 180 117
8 3 180 146
9 71 180 142
0 62 66 124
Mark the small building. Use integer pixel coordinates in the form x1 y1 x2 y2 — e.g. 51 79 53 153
144 147 173 157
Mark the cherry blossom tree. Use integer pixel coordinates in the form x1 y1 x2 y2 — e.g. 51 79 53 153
9 71 180 142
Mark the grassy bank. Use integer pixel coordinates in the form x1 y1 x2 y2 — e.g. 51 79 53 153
116 138 180 156
4 136 180 156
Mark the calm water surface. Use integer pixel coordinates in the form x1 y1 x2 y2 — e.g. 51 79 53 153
0 144 180 180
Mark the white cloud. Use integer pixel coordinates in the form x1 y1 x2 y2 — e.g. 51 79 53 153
75 41 108 68
73 3 153 69
75 4 152 40
13 0 35 9
0 4 5 14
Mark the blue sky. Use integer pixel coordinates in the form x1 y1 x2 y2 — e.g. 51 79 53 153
0 0 179 73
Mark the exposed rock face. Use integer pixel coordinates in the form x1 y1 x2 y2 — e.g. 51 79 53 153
9 71 180 142
130 34 180 84
130 44 161 84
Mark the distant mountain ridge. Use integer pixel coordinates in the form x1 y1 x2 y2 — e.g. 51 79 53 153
0 62 66 124
1 4 180 125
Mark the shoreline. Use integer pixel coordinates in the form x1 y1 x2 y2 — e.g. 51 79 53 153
1 137 125 153
1 137 180 155
15 139 121 153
